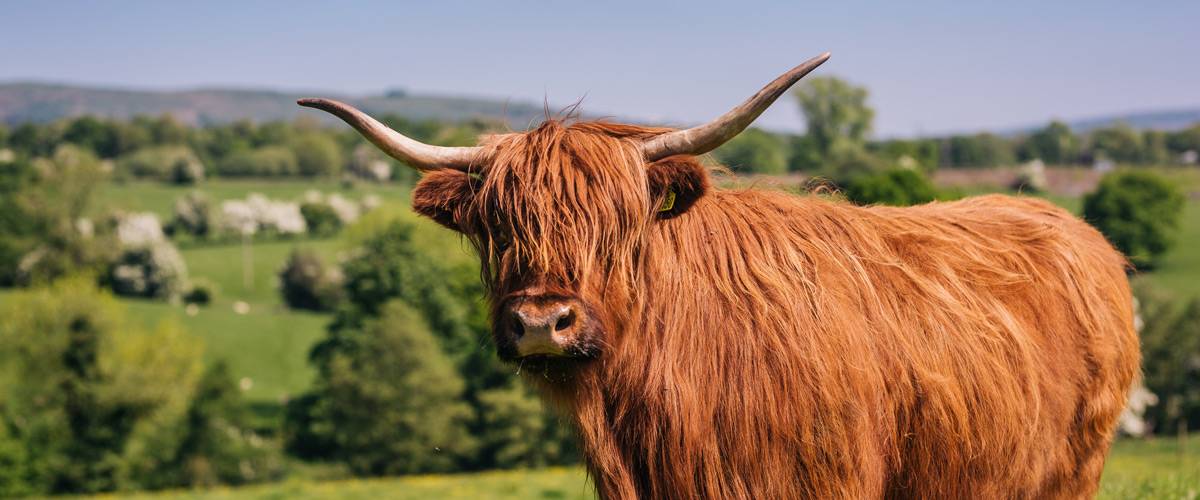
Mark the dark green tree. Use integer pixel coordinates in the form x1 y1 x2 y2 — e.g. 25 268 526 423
303 301 477 475
279 249 343 312
0 280 202 494
1166 124 1200 157
63 116 120 158
148 361 283 488
945 133 1015 168
299 201 343 237
1089 124 1144 163
1136 285 1200 434
1019 121 1078 164
792 76 874 162
1082 170 1184 267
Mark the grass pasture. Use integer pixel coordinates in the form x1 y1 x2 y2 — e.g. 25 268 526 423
81 436 1198 499
123 299 326 406
96 179 410 219
180 237 343 307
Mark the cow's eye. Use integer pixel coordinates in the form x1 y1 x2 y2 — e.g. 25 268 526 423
492 232 511 253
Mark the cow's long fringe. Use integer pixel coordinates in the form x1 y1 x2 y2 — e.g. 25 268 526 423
451 120 1139 499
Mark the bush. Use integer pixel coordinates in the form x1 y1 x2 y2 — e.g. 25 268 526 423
289 301 477 475
0 280 203 494
1135 284 1200 434
842 168 938 207
106 241 189 300
168 191 215 239
219 194 306 237
292 133 342 177
118 146 205 184
215 147 298 177
183 278 217 306
300 201 343 237
6 147 118 286
1082 171 1184 267
278 249 342 311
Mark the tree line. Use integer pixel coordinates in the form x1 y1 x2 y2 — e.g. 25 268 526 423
2 80 1199 185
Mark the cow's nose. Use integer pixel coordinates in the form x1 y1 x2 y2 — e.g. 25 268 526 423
509 301 578 357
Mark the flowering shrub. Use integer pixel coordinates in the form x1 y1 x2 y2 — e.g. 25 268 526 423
219 193 306 237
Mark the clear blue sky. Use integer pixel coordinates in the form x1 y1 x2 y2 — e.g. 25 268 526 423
1 1 1196 137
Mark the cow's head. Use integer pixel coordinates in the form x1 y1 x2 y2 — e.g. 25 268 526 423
299 53 829 372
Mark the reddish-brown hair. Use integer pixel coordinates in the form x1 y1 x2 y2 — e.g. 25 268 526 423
414 120 1139 499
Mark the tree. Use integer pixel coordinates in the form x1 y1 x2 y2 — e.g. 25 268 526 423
63 116 120 158
1019 121 1078 165
278 249 343 312
871 139 940 173
792 76 874 162
291 133 342 177
1136 284 1200 434
149 361 283 488
1166 124 1200 157
1089 124 1143 163
299 301 477 475
0 158 38 285
3 146 117 286
117 145 205 184
945 133 1015 168
7 122 61 158
0 280 203 494
1082 170 1184 267
105 241 189 300
215 147 298 177
299 201 343 237
168 191 215 239
712 127 788 174
287 206 575 471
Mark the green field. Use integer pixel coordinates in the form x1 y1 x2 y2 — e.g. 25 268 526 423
120 239 347 405
79 436 1198 499
96 179 410 219
181 238 343 307
123 300 326 405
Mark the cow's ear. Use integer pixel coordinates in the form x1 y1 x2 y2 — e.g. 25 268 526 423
647 156 709 219
413 170 478 232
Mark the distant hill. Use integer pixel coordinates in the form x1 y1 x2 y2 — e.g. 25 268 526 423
0 82 560 127
3 82 1197 137
1062 108 1200 133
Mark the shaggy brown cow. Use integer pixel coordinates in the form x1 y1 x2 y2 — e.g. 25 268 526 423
299 52 1139 499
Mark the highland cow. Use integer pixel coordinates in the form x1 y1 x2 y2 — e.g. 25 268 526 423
300 52 1139 499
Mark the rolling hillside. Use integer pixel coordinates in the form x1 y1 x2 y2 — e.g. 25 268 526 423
0 82 558 127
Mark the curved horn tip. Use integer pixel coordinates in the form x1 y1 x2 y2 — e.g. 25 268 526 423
297 98 330 108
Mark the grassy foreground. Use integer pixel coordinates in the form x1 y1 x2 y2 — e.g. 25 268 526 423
79 437 1196 500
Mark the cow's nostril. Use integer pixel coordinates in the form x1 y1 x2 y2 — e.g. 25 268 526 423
555 309 575 332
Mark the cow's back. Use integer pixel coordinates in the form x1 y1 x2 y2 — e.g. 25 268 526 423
609 191 1138 499
865 194 1139 498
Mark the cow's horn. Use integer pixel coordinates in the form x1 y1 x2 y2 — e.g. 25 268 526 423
297 98 482 172
639 52 831 162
